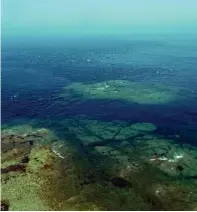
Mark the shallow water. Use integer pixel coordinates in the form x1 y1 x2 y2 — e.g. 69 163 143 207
2 35 197 210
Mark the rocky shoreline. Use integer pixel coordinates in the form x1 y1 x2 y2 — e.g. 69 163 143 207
1 123 197 210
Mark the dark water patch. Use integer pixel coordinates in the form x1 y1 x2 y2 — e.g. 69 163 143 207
1 164 26 174
20 155 30 164
1 200 9 211
110 177 132 188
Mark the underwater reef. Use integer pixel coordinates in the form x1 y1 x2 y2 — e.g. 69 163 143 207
1 122 197 211
60 80 187 104
62 117 197 178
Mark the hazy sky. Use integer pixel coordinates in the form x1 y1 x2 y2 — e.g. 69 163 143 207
2 0 197 36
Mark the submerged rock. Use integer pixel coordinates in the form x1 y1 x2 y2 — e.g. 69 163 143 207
129 122 156 132
131 134 197 178
60 80 180 104
63 117 156 147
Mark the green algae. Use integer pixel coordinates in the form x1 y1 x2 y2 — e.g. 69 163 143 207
75 183 152 211
27 147 56 173
1 126 66 210
60 80 180 104
1 144 59 210
1 173 51 211
147 179 197 210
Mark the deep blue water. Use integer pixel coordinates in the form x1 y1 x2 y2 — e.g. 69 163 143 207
2 35 197 146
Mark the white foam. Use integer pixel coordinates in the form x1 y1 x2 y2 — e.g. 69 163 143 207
52 149 65 159
158 156 168 161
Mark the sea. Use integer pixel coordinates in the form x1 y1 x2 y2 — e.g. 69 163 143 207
1 33 197 210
